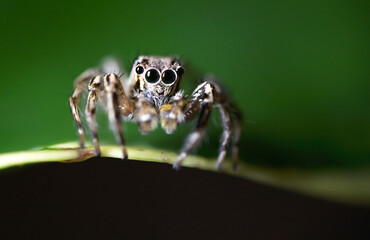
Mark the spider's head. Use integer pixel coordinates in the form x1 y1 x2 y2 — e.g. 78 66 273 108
133 56 185 98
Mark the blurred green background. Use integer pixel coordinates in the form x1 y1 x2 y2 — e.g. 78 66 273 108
0 0 369 169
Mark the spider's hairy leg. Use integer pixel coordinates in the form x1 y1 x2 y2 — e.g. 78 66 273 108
174 103 212 170
104 73 133 160
174 80 241 170
69 68 100 149
85 76 103 156
159 91 185 134
173 82 215 170
133 93 158 134
231 107 243 170
215 105 233 170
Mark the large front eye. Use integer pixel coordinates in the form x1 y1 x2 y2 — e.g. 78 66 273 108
145 69 160 83
162 69 177 84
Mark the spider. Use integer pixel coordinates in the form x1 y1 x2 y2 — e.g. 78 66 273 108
69 56 243 170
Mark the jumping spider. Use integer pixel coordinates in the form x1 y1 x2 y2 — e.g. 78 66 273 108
69 56 242 170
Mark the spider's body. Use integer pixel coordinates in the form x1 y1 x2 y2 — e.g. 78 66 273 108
69 56 242 169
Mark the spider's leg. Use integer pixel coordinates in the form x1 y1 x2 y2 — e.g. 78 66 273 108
174 103 213 170
69 68 100 149
85 75 103 156
230 106 243 170
215 105 233 170
174 79 242 170
173 82 215 170
103 73 133 160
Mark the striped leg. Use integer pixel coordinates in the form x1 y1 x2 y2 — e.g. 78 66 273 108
173 79 242 171
104 73 133 160
231 109 243 170
173 82 215 170
85 76 103 156
69 68 100 149
173 103 213 170
216 105 233 170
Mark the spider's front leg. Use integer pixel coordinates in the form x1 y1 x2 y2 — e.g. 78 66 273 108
173 82 216 170
82 73 133 159
173 80 238 170
103 73 133 160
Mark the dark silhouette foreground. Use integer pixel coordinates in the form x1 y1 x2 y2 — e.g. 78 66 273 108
0 157 369 239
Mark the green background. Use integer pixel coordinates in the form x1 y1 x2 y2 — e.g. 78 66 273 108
0 0 369 169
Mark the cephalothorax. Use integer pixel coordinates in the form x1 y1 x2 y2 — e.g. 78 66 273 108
69 56 242 169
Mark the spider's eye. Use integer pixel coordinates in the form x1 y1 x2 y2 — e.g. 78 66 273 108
145 69 160 83
176 67 185 77
136 66 144 74
162 69 177 84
